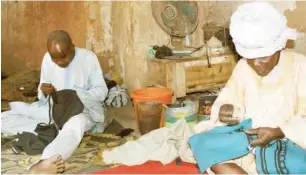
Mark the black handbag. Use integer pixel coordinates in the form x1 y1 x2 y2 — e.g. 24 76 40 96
35 123 58 144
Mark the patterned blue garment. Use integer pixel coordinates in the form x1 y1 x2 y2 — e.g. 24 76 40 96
256 139 306 174
189 119 306 174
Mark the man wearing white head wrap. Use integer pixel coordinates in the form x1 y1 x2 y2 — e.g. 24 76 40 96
230 1 297 59
203 1 306 174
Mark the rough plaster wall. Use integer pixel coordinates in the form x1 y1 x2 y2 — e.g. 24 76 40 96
3 1 305 92
111 2 125 78
200 1 306 55
119 2 168 89
112 2 207 91
112 2 170 90
2 1 115 76
1 1 87 76
198 1 296 26
85 1 114 74
115 1 306 91
285 1 306 55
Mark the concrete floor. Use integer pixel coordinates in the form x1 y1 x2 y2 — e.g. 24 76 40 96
2 92 216 173
80 94 202 173
1 100 140 174
104 91 219 136
76 102 139 174
106 102 141 137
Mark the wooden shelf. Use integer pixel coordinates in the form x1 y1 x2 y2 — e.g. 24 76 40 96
148 53 237 99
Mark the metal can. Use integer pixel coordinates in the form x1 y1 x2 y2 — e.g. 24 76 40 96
204 101 212 115
148 45 156 59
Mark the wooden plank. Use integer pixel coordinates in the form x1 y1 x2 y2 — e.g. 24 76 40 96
147 52 237 99
166 62 177 102
184 54 236 88
184 54 234 67
149 56 206 63
186 83 226 93
186 76 229 87
175 62 186 98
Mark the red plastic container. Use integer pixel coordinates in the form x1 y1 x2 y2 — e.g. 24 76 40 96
131 88 173 127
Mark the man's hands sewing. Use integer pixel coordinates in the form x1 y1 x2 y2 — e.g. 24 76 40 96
219 104 240 126
246 127 285 147
41 83 56 96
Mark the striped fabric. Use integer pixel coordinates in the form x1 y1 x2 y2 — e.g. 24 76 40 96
164 114 197 127
105 85 129 108
189 119 306 174
256 139 306 174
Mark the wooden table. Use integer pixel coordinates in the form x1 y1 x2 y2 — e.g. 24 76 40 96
147 52 238 99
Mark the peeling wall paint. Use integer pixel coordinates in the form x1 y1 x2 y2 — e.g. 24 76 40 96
84 1 114 74
109 1 306 91
111 1 208 91
99 1 113 53
285 1 306 33
285 1 306 55
200 1 306 56
110 1 306 91
1 1 87 76
2 1 306 91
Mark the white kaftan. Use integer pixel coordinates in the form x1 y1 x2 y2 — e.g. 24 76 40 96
103 49 306 174
1 47 108 160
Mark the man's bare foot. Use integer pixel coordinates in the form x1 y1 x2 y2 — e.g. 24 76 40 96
28 155 65 174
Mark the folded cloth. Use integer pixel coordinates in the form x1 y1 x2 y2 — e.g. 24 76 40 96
189 119 252 173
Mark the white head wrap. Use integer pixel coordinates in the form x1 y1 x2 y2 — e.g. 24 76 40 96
230 2 297 59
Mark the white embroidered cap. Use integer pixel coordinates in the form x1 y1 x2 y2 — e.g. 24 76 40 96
229 2 297 59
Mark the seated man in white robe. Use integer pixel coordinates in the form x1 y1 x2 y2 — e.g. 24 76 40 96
101 3 305 172
2 30 108 174
205 2 306 174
